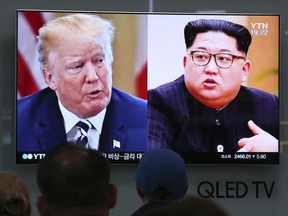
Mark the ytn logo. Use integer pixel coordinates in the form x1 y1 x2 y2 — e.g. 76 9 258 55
22 153 46 160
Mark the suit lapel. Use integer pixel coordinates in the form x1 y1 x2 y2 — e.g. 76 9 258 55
36 90 67 151
34 88 129 152
99 88 128 152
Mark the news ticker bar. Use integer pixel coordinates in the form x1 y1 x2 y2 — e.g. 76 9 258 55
16 152 145 164
16 152 279 165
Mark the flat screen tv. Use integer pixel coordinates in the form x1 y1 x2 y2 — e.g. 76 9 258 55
16 10 280 164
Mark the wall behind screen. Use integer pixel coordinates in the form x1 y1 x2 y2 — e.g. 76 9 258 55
1 0 288 216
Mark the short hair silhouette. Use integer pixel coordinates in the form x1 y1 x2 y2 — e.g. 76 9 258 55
36 143 117 216
0 172 31 216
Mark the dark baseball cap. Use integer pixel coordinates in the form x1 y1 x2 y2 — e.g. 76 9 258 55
135 149 188 200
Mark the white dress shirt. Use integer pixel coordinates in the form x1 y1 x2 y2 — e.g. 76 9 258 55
58 100 106 150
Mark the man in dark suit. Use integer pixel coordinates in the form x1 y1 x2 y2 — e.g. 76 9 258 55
17 13 147 154
148 19 278 154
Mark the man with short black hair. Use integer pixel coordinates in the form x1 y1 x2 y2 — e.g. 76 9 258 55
148 19 278 153
36 143 117 216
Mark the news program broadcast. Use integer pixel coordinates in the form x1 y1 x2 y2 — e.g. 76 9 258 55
16 10 279 164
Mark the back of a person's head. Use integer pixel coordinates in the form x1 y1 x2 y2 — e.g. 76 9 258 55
135 149 188 201
0 172 31 216
36 143 116 215
146 196 230 216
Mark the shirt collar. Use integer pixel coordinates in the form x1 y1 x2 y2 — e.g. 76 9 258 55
58 100 106 134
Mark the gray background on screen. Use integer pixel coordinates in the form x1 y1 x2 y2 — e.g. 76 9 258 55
1 0 288 215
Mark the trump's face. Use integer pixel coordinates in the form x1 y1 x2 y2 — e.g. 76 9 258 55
43 33 112 118
183 31 251 109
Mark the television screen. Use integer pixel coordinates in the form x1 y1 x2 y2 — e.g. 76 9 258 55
16 10 280 164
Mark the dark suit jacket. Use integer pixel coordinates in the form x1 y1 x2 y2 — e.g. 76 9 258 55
17 87 147 152
148 75 279 152
130 201 173 216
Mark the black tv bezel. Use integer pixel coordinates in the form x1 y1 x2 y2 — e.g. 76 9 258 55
15 10 280 165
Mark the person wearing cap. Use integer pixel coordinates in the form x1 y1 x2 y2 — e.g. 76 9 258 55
130 148 188 216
